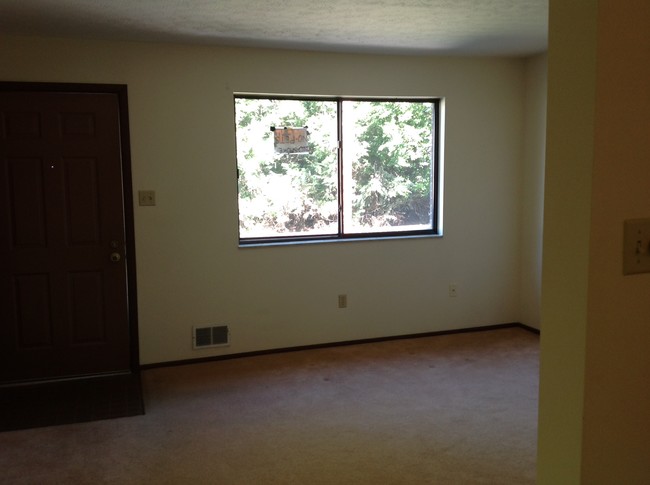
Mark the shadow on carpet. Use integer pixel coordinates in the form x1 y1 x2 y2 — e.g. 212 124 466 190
0 373 144 432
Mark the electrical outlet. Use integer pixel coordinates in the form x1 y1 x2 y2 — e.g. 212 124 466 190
449 284 458 297
138 190 156 206
338 294 347 308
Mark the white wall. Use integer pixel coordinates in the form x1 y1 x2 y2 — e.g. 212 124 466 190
0 35 531 365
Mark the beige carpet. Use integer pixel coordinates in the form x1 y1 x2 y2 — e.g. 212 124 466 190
0 327 539 484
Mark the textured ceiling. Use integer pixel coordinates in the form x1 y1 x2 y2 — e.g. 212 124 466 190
0 0 548 56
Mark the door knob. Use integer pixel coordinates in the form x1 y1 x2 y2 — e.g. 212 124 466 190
110 252 122 263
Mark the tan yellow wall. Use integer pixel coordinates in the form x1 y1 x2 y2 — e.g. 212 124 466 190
538 0 597 481
0 35 530 365
582 0 650 482
539 0 650 483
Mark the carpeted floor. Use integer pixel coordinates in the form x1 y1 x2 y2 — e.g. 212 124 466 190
0 327 539 484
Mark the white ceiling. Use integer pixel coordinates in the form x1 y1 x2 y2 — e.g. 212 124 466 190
0 0 548 56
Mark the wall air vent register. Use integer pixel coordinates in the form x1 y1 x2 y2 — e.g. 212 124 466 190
193 325 229 349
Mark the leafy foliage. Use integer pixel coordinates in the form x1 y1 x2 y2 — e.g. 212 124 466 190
344 101 433 230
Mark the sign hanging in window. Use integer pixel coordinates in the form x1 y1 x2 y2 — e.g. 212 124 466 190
272 126 310 154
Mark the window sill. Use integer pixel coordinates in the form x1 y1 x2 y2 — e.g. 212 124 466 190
238 232 443 248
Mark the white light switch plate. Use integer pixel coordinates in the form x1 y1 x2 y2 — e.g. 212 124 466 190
623 218 650 275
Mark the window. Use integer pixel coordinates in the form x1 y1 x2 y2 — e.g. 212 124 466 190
234 95 441 244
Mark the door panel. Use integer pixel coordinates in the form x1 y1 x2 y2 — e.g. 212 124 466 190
8 157 47 247
14 273 53 348
64 157 101 245
69 271 106 344
0 88 133 383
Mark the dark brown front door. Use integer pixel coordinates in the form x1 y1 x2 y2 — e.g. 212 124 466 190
0 85 136 383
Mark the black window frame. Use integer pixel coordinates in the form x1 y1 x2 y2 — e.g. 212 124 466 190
234 94 441 245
